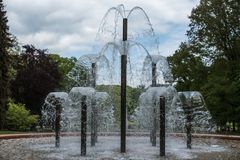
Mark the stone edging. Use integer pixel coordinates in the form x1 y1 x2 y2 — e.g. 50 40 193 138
0 132 240 140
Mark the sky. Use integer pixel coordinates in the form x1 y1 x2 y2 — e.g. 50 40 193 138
5 0 200 58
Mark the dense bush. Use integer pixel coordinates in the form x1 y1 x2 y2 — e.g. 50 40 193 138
6 100 39 131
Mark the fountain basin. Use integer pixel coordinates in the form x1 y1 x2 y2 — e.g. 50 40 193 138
0 135 240 160
1 132 240 140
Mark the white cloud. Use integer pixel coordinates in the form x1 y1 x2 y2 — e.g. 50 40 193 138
5 0 200 58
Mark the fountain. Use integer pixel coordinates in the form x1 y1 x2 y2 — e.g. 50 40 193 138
41 87 114 155
50 4 215 156
95 4 161 153
178 91 216 148
142 54 173 86
41 92 69 148
2 4 236 160
140 54 174 146
135 86 185 146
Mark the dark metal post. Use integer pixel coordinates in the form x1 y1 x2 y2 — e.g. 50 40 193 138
91 63 97 146
91 63 96 88
152 107 157 146
121 18 127 153
150 62 157 145
91 107 95 146
152 62 157 86
150 129 153 143
94 107 98 142
55 102 61 148
91 99 97 146
186 99 192 149
160 96 165 156
123 18 128 41
81 96 87 156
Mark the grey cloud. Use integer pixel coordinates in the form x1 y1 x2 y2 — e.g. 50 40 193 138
5 0 200 57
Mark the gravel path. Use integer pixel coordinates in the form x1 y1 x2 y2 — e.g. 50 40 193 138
0 136 240 160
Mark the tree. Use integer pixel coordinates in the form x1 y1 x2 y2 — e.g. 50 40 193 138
66 60 90 89
188 0 240 76
11 45 63 115
187 0 240 131
168 42 208 91
49 54 77 91
202 58 232 126
97 85 143 123
0 0 12 129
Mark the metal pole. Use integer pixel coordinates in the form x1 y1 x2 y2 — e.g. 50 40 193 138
94 107 98 142
91 106 95 146
186 98 192 149
152 107 157 146
91 63 97 145
91 63 96 88
55 102 61 148
151 62 157 145
121 18 127 153
160 96 165 156
81 96 87 156
91 99 97 146
152 62 157 86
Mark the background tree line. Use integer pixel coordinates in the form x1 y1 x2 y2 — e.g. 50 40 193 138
168 0 240 132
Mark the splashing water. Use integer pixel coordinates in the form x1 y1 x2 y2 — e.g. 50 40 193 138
41 92 70 131
142 54 173 87
38 4 223 159
134 86 185 132
67 54 110 87
93 4 161 87
41 88 115 132
177 91 216 133
96 4 158 51
135 88 216 133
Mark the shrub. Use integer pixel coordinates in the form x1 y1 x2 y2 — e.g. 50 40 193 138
6 100 39 131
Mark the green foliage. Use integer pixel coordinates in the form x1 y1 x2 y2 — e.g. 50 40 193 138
0 0 13 129
169 0 240 130
96 85 144 123
168 42 208 91
188 0 240 62
49 54 77 91
6 100 38 131
66 62 89 88
10 45 63 115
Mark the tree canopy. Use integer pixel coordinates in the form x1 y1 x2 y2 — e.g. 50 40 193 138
11 45 63 115
169 0 240 131
0 0 12 129
168 42 208 91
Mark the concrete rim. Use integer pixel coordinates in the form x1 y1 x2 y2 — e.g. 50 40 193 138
0 132 240 140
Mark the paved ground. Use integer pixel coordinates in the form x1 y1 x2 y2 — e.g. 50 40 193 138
0 135 240 160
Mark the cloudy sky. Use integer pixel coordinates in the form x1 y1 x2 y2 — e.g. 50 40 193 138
5 0 200 58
